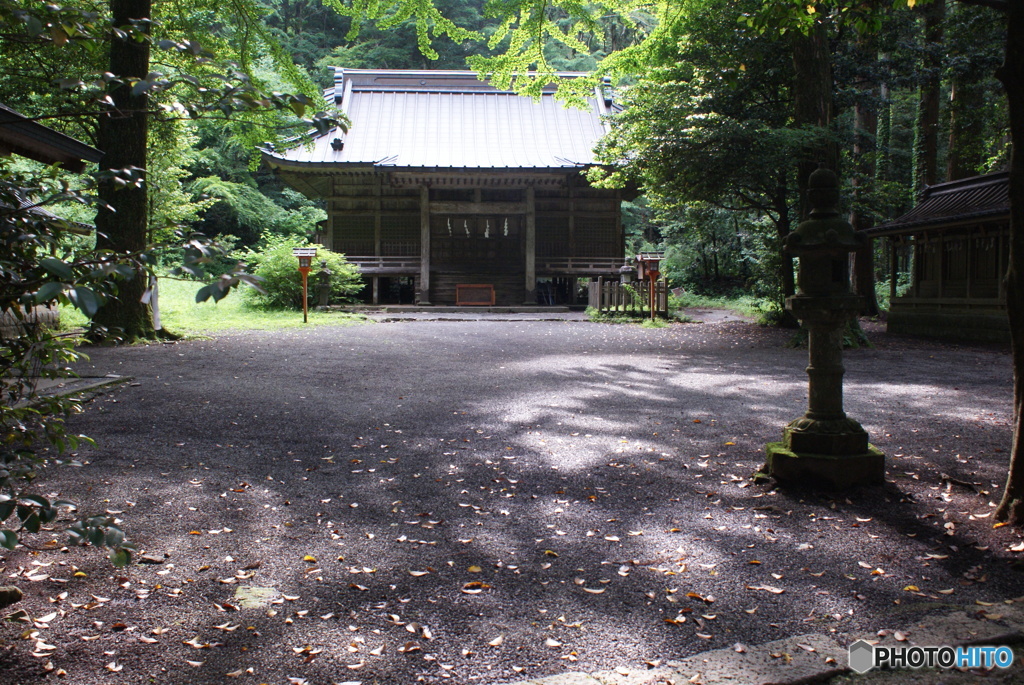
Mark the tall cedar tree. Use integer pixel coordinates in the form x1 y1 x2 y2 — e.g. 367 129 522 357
93 0 155 340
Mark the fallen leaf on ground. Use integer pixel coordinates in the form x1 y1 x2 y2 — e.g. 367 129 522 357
747 585 784 594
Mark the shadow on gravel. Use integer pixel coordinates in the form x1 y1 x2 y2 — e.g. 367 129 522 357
0 320 1016 684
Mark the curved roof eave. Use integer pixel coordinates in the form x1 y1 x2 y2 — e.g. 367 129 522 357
262 153 600 175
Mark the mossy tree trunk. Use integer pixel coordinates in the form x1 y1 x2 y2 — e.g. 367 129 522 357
913 0 945 194
92 0 156 341
791 22 837 218
789 21 835 330
850 31 881 317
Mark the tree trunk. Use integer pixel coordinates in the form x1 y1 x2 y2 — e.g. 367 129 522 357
914 0 945 194
792 22 837 218
773 180 799 329
711 231 719 280
947 78 987 180
789 21 835 330
995 0 1024 525
92 0 156 341
875 66 892 184
850 32 881 316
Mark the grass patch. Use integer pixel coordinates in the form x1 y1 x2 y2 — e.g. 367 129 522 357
668 292 782 324
586 307 674 327
60 277 367 336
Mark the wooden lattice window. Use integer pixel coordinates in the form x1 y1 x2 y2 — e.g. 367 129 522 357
971 234 1000 279
944 235 968 282
333 216 374 256
575 215 619 258
536 216 569 259
381 215 420 256
920 238 941 281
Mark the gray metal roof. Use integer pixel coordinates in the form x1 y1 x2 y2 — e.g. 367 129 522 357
263 68 611 171
866 171 1009 236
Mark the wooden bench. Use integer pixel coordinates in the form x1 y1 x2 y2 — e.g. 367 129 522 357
456 284 495 306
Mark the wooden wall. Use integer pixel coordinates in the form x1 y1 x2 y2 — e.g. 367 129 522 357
888 220 1009 342
324 171 623 305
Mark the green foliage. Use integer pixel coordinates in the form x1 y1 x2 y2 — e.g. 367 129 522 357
148 121 217 245
0 151 260 565
323 0 480 60
667 290 777 323
585 306 647 325
243 238 363 310
191 176 326 246
0 161 137 564
874 273 912 313
313 0 489 73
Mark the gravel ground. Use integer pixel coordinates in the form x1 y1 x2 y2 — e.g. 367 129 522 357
1 317 1020 685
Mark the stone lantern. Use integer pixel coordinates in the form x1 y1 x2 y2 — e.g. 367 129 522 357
763 168 884 488
316 260 332 308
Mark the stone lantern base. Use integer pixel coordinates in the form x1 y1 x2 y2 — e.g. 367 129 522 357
765 413 884 489
764 439 885 490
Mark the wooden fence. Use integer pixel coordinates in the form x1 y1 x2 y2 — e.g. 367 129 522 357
587 278 669 317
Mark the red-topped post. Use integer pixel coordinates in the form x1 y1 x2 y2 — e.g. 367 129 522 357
293 247 317 323
636 252 664 320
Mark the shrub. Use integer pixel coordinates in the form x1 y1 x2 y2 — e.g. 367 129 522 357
243 239 363 310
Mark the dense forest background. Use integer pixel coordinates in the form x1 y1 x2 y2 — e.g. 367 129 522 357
0 0 1009 309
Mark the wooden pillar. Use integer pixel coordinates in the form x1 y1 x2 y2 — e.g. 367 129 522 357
568 179 576 261
998 228 1007 300
372 276 379 305
326 178 336 249
419 185 431 305
326 208 335 250
965 232 973 299
889 237 898 304
912 237 922 298
937 232 944 298
524 185 536 304
615 189 624 260
374 177 382 258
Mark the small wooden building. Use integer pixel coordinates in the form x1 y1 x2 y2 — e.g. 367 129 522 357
866 172 1009 342
261 68 626 306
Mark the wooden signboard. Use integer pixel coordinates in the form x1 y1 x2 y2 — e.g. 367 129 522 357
456 284 495 306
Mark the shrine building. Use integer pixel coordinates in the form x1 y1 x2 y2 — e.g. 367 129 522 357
261 68 626 306
866 171 1009 343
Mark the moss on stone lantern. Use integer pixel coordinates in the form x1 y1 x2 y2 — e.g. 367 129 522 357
763 168 885 488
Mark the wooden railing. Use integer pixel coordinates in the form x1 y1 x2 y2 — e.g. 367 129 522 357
346 255 624 276
539 257 624 275
346 256 421 274
588 279 669 316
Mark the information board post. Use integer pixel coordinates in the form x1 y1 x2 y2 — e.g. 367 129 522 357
635 252 664 320
292 247 318 323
